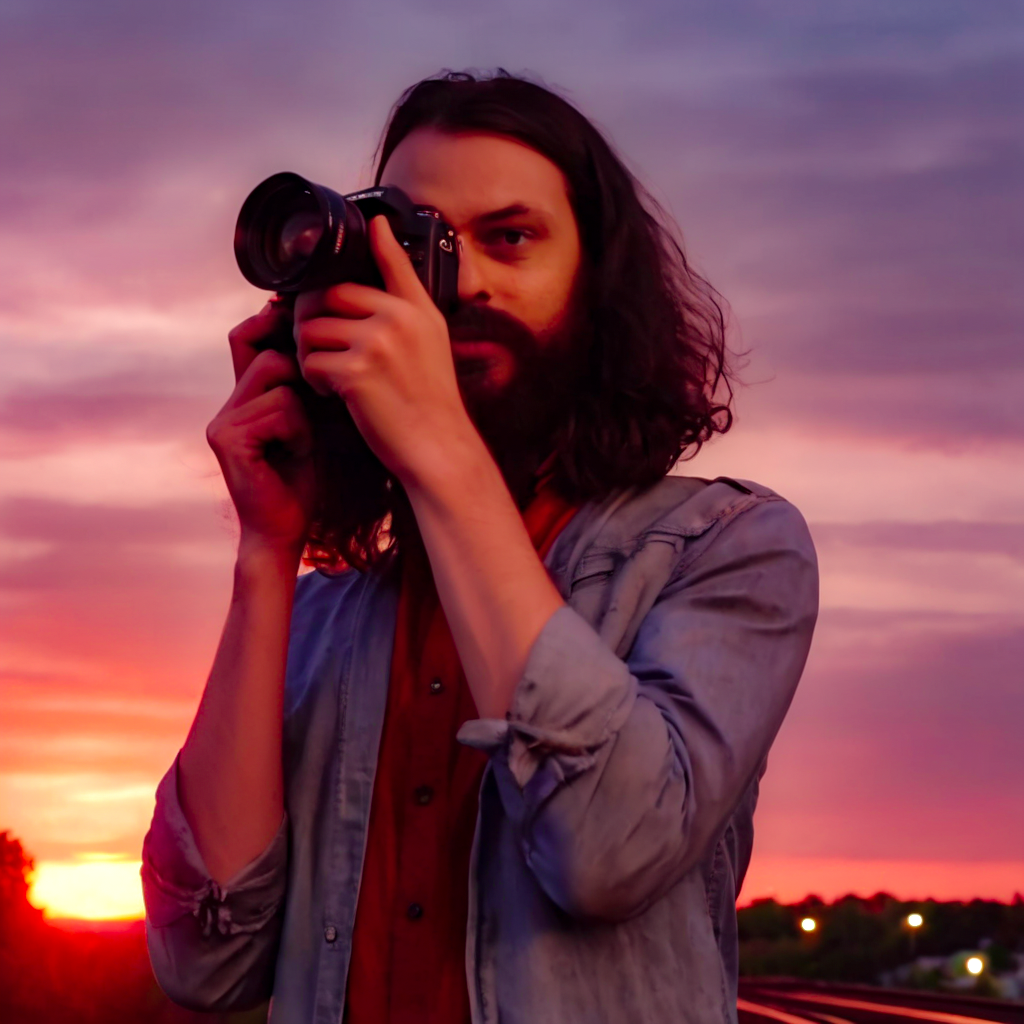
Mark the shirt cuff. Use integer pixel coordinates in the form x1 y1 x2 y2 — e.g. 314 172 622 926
141 756 288 937
457 604 635 791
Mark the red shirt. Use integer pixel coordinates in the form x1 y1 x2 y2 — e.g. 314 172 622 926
345 479 579 1024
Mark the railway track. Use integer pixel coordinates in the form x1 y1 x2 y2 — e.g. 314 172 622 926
739 979 1024 1024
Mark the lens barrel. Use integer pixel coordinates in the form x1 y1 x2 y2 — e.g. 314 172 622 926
234 172 370 292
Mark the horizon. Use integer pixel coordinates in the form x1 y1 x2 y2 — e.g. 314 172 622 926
1 0 1022 922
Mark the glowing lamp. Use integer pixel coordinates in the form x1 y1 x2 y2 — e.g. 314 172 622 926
907 913 923 928
800 917 817 932
966 957 984 976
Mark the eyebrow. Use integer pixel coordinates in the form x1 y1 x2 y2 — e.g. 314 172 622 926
471 203 542 227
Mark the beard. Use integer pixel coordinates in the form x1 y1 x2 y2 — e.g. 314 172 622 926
446 291 589 506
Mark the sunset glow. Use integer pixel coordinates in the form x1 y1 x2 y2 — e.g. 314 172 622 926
28 856 145 921
1 1 1021 918
740 857 1024 905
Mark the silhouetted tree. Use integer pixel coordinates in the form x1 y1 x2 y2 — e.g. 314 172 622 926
0 830 268 1024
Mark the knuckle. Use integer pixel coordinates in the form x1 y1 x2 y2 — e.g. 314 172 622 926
261 347 288 367
228 310 266 343
205 417 227 448
254 347 291 376
227 316 254 342
364 340 388 370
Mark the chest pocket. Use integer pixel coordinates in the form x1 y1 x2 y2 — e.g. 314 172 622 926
569 533 686 660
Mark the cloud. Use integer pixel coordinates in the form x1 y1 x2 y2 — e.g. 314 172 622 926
2 0 1021 886
812 525 1024 617
0 495 231 546
0 496 236 699
728 369 1024 448
687 425 1024 524
810 520 1024 560
0 352 228 455
1 0 1018 448
755 609 1024 862
643 53 1024 381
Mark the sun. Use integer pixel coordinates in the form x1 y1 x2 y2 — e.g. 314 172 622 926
28 855 145 920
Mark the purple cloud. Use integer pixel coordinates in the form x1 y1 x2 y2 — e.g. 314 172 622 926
757 608 1024 862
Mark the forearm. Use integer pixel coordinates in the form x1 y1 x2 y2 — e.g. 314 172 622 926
404 429 564 720
177 538 299 885
462 497 819 921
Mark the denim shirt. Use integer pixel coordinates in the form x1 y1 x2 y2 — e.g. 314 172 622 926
142 474 818 1024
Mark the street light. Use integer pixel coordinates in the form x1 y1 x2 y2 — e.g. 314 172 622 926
905 912 924 956
800 917 817 933
966 957 984 976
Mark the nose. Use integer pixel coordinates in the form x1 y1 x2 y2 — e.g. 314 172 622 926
456 237 490 305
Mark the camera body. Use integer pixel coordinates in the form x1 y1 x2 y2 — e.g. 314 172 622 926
234 172 460 312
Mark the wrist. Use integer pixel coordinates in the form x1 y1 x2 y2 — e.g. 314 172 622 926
236 533 304 582
400 418 497 505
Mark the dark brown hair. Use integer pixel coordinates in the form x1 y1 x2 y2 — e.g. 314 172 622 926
303 69 734 573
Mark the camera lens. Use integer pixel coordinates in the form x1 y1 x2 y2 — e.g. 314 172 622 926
236 173 395 293
277 208 323 266
238 175 334 287
236 172 365 292
267 196 324 276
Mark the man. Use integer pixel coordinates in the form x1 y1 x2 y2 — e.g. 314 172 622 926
142 71 818 1024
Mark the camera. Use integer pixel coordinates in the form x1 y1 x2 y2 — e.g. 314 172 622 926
234 172 460 312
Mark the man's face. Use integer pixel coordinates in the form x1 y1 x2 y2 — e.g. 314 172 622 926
379 128 586 409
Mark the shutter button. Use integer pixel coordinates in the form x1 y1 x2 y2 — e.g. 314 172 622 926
324 925 337 943
406 902 424 920
414 785 434 806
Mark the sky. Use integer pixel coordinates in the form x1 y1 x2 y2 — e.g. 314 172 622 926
1 0 1021 918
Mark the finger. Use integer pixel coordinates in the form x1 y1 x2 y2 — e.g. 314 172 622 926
226 383 305 429
294 316 371 362
215 405 312 466
251 406 313 460
228 348 302 408
301 349 366 399
209 387 311 458
293 283 392 324
228 299 294 382
369 215 428 301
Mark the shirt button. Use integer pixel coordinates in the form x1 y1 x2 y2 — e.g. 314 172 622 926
324 925 337 943
406 902 424 921
414 785 434 806
429 678 444 694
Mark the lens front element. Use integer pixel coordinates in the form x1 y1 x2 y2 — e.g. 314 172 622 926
273 201 324 274
235 172 381 292
236 172 349 291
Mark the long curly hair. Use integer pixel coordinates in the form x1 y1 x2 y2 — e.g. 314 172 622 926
303 69 734 574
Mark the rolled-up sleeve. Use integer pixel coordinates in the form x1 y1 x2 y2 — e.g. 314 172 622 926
141 756 288 1011
459 497 818 922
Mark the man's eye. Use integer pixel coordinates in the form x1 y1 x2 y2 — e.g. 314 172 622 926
489 229 529 247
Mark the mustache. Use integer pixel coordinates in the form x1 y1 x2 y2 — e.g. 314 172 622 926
445 303 538 360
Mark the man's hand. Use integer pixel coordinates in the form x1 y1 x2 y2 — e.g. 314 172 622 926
293 215 475 490
295 217 563 721
207 302 316 558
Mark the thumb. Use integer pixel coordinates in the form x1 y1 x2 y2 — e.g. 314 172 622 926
369 215 427 301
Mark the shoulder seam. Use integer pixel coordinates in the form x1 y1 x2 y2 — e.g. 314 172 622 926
664 492 791 587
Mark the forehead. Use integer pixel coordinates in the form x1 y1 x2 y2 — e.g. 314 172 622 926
379 128 573 228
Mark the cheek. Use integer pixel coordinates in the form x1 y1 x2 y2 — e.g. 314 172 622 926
507 263 579 334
